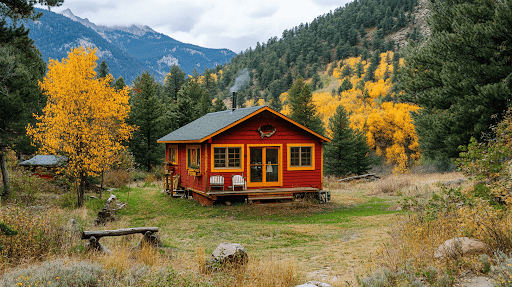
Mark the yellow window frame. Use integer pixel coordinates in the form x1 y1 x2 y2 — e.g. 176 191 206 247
211 144 244 173
168 145 178 165
287 143 315 171
186 145 201 171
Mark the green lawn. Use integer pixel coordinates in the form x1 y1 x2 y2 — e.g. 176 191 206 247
84 181 403 285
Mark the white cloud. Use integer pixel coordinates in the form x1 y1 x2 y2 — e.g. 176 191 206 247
48 0 351 53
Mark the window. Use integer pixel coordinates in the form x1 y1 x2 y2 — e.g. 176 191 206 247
187 146 201 170
287 144 315 170
214 147 241 168
211 144 244 172
168 145 178 164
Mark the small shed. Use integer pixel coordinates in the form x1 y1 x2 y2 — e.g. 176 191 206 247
19 155 67 179
157 105 331 206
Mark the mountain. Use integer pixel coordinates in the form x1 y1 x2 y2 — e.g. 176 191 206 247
27 8 236 83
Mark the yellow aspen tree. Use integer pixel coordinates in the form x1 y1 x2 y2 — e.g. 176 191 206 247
27 47 134 207
366 102 420 173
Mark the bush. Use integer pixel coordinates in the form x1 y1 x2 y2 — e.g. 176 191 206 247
0 259 105 287
1 167 62 205
0 206 80 267
103 169 132 188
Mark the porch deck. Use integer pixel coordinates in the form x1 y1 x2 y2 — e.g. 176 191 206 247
206 187 318 196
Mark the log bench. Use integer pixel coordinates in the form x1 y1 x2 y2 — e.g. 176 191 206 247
81 227 160 254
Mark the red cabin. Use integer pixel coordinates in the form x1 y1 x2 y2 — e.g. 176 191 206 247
157 105 331 206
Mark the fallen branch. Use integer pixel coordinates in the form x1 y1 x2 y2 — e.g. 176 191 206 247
339 173 381 182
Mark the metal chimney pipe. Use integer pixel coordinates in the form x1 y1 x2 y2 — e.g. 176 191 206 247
232 92 237 111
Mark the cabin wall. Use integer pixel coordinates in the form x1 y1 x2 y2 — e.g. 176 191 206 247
166 143 208 192
208 110 324 191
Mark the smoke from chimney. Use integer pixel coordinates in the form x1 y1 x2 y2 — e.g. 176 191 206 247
229 68 250 94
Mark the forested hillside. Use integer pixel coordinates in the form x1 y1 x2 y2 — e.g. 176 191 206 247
144 0 427 172
202 0 423 172
215 0 420 103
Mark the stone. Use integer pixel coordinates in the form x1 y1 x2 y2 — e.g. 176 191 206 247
295 282 332 287
434 237 489 260
210 243 248 266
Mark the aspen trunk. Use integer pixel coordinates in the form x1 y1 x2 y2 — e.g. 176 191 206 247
77 173 86 207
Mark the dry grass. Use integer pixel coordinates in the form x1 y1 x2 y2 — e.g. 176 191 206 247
370 171 466 196
0 206 85 269
1 170 477 286
103 169 132 188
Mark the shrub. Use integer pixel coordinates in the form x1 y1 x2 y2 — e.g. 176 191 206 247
0 259 105 287
3 168 62 204
0 206 80 267
103 169 132 188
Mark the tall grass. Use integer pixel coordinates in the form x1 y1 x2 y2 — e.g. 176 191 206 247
0 206 82 268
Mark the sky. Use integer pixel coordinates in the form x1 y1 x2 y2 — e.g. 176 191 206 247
44 0 352 54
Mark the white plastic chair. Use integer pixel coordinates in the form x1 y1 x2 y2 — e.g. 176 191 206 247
232 174 246 191
209 175 224 191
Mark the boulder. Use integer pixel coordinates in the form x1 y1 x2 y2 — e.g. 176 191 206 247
210 243 248 266
434 237 489 260
295 282 332 287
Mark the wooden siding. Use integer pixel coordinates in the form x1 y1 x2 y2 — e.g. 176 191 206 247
207 110 324 190
167 110 325 194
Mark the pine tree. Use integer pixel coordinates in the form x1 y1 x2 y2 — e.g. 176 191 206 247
397 0 512 159
0 0 62 196
324 105 371 177
163 65 186 102
288 76 325 135
97 60 110 78
129 71 165 171
114 77 126 90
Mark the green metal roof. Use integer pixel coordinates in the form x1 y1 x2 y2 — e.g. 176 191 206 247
157 106 266 142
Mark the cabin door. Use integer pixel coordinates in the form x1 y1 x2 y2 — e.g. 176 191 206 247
248 146 281 187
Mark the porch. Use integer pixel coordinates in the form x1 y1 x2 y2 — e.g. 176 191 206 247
169 187 328 206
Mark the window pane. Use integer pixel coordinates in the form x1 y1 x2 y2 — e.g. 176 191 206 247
290 147 300 166
250 148 262 165
169 148 176 163
188 148 200 168
227 148 240 168
251 166 262 182
214 148 226 167
266 164 279 182
301 147 312 166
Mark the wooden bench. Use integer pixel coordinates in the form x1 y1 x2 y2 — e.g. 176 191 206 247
81 227 160 253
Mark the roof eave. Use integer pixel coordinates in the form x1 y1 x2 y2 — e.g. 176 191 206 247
157 106 331 144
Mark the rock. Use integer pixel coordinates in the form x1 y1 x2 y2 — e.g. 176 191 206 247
434 237 489 260
295 282 332 287
210 243 248 266
135 231 162 249
87 236 111 254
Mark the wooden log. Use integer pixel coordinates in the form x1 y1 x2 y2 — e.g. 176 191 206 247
82 227 158 240
339 173 381 182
